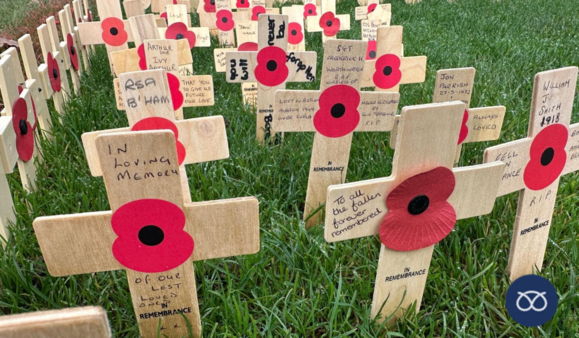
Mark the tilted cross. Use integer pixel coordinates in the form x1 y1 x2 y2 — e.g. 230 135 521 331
325 101 505 325
82 69 227 203
483 66 579 281
226 14 317 142
34 131 260 338
272 39 399 229
0 306 112 338
58 4 85 93
305 0 351 43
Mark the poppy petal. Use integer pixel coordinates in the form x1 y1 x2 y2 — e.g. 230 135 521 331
373 54 402 89
254 46 289 87
167 73 184 110
523 124 568 190
313 85 361 138
131 117 186 165
458 109 469 144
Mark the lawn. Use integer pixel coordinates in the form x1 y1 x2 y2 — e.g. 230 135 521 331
1 0 579 336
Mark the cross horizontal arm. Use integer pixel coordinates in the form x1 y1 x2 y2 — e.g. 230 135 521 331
399 56 427 85
78 21 134 45
226 51 317 84
483 138 532 197
306 15 351 32
463 106 506 143
563 122 579 175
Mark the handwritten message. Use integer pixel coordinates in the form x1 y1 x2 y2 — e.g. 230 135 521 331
180 75 214 106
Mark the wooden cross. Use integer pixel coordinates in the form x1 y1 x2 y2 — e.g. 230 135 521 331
325 101 505 325
355 0 391 23
158 5 212 49
281 5 306 52
271 39 399 229
82 69 227 203
58 4 84 93
483 67 579 281
226 14 317 142
361 26 427 92
198 0 250 47
152 0 192 14
305 0 351 43
71 0 93 67
34 131 260 338
0 306 112 338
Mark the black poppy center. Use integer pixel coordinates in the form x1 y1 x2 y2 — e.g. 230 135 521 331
266 60 277 71
110 27 119 36
369 50 376 59
241 0 245 3
308 9 312 14
383 66 392 76
70 46 76 55
541 147 555 166
326 20 333 27
291 29 297 36
330 103 345 118
52 68 59 79
19 120 28 135
176 33 184 39
210 0 215 4
222 17 228 23
408 195 430 215
138 225 165 246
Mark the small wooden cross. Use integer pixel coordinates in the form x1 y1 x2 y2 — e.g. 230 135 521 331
152 0 192 14
158 5 212 49
58 4 85 93
71 0 93 67
82 69 227 203
226 14 317 142
272 39 399 229
281 5 306 52
325 101 505 325
34 131 260 338
484 67 579 281
198 0 251 47
305 0 351 43
355 0 391 23
361 26 427 92
0 306 112 338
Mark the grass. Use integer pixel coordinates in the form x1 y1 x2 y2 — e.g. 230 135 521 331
1 0 579 336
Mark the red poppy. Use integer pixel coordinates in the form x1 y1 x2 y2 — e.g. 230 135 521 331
47 52 61 92
288 22 304 44
137 44 147 70
66 33 80 71
203 0 216 12
216 10 235 31
167 73 184 110
458 110 469 144
523 124 568 191
131 117 186 165
313 85 360 138
251 6 266 21
101 17 128 47
12 97 36 162
319 12 340 36
87 11 92 22
165 22 196 49
111 199 194 273
236 0 249 8
238 42 258 51
366 40 377 60
254 46 289 87
160 12 168 24
303 3 317 18
373 54 402 89
380 167 457 251
368 3 377 13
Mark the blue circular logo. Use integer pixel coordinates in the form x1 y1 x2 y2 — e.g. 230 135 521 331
506 274 558 327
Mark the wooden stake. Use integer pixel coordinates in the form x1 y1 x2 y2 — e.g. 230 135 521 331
71 0 91 70
38 22 71 115
58 5 84 93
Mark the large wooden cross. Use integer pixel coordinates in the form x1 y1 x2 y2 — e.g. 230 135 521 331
82 69 227 203
226 14 317 142
0 306 112 338
34 131 260 338
305 0 351 43
325 101 505 325
483 66 579 281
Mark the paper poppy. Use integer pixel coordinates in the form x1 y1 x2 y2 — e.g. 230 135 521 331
368 3 377 13
131 117 186 165
101 17 128 47
236 0 249 8
373 54 402 89
288 22 304 44
111 199 194 273
458 109 469 144
380 167 457 251
66 34 80 71
238 42 258 51
319 12 340 36
12 97 36 162
313 85 360 138
303 3 317 18
46 52 61 93
523 124 568 191
366 40 377 60
165 22 196 49
254 46 289 87
167 73 184 111
251 6 266 21
216 10 235 31
204 0 216 12
137 44 147 70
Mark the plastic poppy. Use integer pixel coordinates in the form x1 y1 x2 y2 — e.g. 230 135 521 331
236 0 249 8
288 22 304 44
66 34 80 71
111 199 194 273
366 40 377 60
167 73 184 111
254 46 289 87
46 52 61 92
458 110 469 144
319 12 340 36
131 117 186 165
12 97 36 162
137 44 147 70
101 17 128 47
203 0 216 12
303 3 317 18
313 85 360 138
373 54 402 89
368 3 377 13
523 124 568 191
165 22 196 49
251 6 266 21
216 10 235 31
379 167 457 251
238 42 258 51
